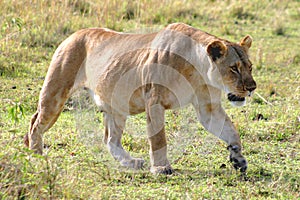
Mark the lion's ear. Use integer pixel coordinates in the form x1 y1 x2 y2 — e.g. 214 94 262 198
206 40 228 62
240 35 252 49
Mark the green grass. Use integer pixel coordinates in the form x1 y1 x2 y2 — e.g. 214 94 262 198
1 0 299 199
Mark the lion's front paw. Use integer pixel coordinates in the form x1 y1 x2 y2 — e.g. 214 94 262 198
150 165 174 175
230 155 247 172
228 145 247 173
121 158 145 170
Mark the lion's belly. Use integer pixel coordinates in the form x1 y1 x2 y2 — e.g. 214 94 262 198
91 85 146 115
92 84 187 116
128 86 187 115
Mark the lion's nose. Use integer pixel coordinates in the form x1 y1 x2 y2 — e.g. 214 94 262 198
246 85 256 92
246 81 256 92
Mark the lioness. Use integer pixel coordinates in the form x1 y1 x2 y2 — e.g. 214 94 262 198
24 23 256 174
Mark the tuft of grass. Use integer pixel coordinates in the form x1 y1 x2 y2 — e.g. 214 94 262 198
230 6 255 20
273 24 286 36
292 54 300 64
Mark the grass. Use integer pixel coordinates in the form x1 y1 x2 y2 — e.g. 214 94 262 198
0 0 299 199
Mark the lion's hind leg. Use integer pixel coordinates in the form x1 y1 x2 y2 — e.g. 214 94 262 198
25 61 79 154
25 86 71 154
25 33 88 154
103 112 145 170
24 111 38 147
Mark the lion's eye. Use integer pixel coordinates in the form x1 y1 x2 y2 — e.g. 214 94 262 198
230 65 240 74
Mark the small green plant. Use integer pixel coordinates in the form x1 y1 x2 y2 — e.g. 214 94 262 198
8 102 25 126
11 17 24 31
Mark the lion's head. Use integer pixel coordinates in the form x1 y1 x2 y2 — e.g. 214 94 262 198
206 35 257 106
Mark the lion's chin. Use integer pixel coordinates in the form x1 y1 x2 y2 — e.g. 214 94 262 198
227 93 246 107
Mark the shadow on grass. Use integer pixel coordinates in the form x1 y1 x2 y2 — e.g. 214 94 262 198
108 165 276 184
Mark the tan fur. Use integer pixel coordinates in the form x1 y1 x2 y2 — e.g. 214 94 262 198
25 23 256 174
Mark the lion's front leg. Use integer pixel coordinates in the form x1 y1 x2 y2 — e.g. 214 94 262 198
146 102 173 175
194 102 247 172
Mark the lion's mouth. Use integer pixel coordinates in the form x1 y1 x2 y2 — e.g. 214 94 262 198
227 93 245 102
